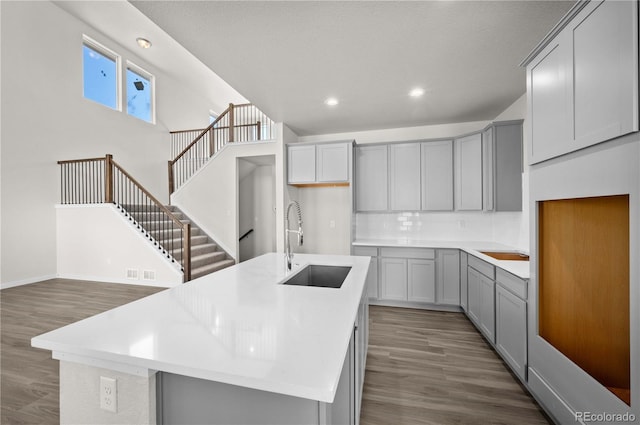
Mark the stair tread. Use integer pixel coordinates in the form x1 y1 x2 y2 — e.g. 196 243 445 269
191 259 235 279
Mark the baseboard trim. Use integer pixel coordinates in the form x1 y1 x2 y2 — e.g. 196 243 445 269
528 367 579 425
55 273 178 288
369 299 462 313
1 274 58 290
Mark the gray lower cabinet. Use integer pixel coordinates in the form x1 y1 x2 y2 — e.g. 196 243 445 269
353 247 379 300
380 257 408 301
467 255 496 344
435 249 459 305
478 274 496 343
159 291 369 425
407 259 436 303
495 269 528 382
459 251 468 311
355 145 388 211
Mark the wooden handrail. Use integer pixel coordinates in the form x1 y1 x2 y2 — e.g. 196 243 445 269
169 128 206 135
170 107 230 165
111 161 184 229
58 154 192 282
57 156 106 165
168 103 273 194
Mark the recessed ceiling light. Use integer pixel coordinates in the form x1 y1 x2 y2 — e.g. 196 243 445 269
136 37 152 49
324 97 339 106
409 88 425 98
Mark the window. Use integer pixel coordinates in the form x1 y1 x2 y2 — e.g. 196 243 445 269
209 112 218 125
83 37 120 110
126 63 154 123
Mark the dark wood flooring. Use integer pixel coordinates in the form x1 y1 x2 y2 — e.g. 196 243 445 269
1 279 165 424
1 281 550 424
360 306 551 425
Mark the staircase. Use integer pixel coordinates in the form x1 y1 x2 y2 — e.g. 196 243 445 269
124 204 235 280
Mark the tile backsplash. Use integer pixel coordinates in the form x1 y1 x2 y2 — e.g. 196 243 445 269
355 211 529 252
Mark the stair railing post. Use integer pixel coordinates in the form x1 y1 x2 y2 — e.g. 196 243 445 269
168 160 175 195
209 126 215 158
256 120 262 140
183 223 191 282
105 154 114 203
228 103 235 143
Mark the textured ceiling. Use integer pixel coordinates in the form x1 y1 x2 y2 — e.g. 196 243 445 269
70 1 576 136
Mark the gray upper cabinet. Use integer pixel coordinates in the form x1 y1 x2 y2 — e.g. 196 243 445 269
355 145 388 211
483 121 523 212
421 140 454 211
389 143 421 211
525 0 638 164
288 141 351 185
455 133 483 211
287 145 316 184
317 143 350 182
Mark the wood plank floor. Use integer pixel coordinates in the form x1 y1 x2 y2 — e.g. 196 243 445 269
360 306 551 425
1 281 550 424
1 279 165 425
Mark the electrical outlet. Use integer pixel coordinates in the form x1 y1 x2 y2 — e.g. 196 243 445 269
100 376 117 413
329 220 336 229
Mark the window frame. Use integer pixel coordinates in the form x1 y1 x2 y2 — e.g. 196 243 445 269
125 61 156 124
82 35 122 111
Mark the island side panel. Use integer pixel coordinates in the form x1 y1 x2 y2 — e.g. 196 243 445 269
59 362 156 425
158 373 320 425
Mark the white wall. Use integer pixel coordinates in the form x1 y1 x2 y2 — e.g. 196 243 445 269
239 163 276 262
55 205 182 287
171 140 283 260
0 1 230 285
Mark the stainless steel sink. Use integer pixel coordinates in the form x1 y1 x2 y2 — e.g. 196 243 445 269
281 265 351 288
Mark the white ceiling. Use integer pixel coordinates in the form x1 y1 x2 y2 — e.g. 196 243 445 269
60 1 576 137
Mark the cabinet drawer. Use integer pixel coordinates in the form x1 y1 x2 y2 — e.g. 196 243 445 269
496 268 527 300
353 246 378 257
468 255 495 279
380 247 435 259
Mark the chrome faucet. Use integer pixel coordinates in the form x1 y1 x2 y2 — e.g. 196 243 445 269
285 200 303 270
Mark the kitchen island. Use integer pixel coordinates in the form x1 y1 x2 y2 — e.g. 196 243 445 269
31 253 370 425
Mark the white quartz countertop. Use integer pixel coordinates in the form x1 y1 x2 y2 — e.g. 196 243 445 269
31 253 370 403
353 239 530 279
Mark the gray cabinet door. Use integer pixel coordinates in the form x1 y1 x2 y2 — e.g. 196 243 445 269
389 143 421 211
571 0 638 148
380 258 407 301
367 257 379 300
479 273 496 344
355 145 388 211
436 249 460 305
482 127 495 212
528 40 570 164
317 143 349 182
455 133 482 210
467 267 481 325
421 140 454 211
496 284 527 381
494 123 522 211
287 145 316 183
407 259 435 303
460 252 468 312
